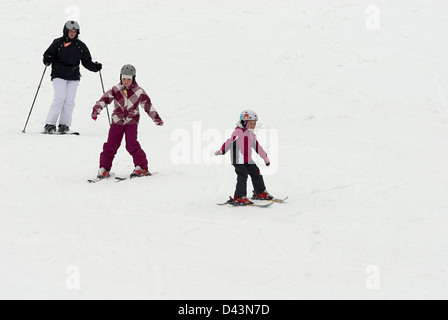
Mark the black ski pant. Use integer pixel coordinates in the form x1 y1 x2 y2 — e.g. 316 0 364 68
233 164 266 198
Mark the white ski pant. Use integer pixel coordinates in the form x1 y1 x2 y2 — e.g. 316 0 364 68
45 78 80 127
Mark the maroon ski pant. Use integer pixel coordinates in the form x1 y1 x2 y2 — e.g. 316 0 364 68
99 123 148 170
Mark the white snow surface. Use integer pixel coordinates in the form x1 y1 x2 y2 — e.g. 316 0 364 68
1 0 448 300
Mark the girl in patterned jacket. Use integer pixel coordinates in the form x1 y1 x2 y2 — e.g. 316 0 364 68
91 64 163 179
215 110 274 205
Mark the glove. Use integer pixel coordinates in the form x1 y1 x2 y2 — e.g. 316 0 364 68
43 55 52 66
94 61 102 71
265 157 270 166
156 119 164 126
92 112 98 121
214 150 222 156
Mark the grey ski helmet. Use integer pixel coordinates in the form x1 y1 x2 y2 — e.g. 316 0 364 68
120 64 136 83
63 21 80 39
121 64 136 77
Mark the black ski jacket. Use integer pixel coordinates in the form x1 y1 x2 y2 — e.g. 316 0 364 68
43 36 99 81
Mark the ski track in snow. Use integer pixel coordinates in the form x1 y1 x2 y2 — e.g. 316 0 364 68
1 0 448 299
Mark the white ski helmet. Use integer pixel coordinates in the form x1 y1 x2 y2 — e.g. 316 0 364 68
240 110 258 128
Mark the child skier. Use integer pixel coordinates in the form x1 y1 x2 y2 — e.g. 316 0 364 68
215 110 274 205
91 64 163 179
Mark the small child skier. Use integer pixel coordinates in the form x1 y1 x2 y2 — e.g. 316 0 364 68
91 64 163 179
215 110 274 205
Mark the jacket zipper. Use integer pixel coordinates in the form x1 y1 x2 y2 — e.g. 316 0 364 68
123 88 129 124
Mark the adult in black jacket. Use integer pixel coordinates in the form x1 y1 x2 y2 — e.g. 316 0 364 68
43 21 102 134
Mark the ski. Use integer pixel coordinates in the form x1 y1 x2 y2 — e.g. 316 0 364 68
217 197 274 208
252 196 288 203
115 171 158 182
42 131 80 135
87 172 115 183
60 131 80 135
217 201 273 208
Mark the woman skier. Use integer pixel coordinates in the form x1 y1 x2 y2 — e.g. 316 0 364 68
43 21 102 134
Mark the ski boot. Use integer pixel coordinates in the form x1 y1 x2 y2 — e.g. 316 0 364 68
43 124 56 134
97 167 110 179
231 196 254 206
58 124 70 134
130 166 148 178
252 190 274 201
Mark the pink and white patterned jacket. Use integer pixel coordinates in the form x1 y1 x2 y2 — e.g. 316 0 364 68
218 123 269 165
92 82 162 126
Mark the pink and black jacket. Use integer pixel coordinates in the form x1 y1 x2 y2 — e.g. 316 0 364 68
218 123 269 165
92 82 162 126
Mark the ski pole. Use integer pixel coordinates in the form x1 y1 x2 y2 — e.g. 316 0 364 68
22 65 47 133
99 70 111 126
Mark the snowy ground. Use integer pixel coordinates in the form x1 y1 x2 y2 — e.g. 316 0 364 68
1 0 448 300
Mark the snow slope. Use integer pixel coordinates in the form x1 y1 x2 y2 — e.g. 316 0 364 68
1 0 448 299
